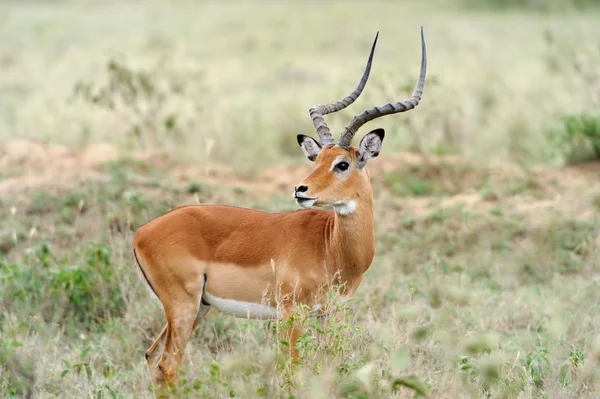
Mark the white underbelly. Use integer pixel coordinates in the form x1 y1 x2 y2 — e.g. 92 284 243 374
203 291 279 320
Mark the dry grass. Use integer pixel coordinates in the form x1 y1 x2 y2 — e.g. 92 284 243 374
1 1 600 398
2 1 600 171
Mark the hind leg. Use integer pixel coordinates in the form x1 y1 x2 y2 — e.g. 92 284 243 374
146 324 168 393
147 279 210 398
156 302 206 395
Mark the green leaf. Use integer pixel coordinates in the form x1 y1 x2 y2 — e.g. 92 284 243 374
61 369 70 378
391 347 410 373
338 381 368 399
279 339 290 346
80 346 90 361
558 363 570 387
391 375 429 397
85 364 93 381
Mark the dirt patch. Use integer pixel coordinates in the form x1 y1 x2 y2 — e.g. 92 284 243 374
0 139 116 197
1 138 599 223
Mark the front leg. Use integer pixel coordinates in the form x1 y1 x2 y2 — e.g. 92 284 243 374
274 274 362 362
279 305 301 362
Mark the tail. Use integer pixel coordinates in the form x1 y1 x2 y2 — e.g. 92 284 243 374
133 246 158 299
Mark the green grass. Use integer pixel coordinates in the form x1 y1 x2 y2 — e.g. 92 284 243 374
1 155 599 398
1 1 600 398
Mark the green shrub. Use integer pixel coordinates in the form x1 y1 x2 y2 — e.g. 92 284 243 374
0 242 125 332
546 111 600 163
71 58 192 151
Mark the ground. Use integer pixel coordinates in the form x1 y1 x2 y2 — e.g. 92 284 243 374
1 1 600 398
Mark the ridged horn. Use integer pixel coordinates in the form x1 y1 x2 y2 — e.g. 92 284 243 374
337 27 427 150
308 32 379 146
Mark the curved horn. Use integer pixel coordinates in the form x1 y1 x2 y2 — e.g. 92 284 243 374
309 32 379 146
337 26 427 150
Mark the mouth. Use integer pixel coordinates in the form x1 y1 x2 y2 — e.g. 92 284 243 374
294 194 318 208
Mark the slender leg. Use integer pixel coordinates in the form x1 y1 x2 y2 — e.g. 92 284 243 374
146 324 168 393
279 306 301 362
148 276 209 398
158 304 199 384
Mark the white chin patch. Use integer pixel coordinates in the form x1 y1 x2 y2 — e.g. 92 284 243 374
297 199 316 208
333 201 357 215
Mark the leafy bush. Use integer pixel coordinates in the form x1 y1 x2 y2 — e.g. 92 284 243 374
72 58 194 151
546 111 600 163
542 23 600 163
0 242 125 331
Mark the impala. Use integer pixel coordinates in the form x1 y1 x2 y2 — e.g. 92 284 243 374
133 27 427 396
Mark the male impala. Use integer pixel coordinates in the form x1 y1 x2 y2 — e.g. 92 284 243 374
133 28 427 396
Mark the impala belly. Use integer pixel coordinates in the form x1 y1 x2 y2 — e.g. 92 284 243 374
204 262 279 319
202 292 279 320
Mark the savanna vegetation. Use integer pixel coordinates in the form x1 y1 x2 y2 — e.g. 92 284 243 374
1 1 600 398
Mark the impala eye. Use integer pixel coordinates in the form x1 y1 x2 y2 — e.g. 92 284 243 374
336 161 350 172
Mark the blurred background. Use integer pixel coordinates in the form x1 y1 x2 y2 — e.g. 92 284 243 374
1 0 599 172
1 1 600 398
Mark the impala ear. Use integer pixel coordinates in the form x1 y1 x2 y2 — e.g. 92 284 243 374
297 134 322 162
356 128 385 169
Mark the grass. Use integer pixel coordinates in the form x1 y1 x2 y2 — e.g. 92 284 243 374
2 1 600 171
1 152 599 398
1 0 600 398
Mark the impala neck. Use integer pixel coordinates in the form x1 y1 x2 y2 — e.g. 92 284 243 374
327 191 375 278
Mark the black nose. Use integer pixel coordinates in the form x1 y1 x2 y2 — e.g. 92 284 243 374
295 185 308 193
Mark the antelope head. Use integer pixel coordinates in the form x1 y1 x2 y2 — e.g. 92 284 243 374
294 28 427 214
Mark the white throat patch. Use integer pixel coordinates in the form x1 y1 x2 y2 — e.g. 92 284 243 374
333 201 357 216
